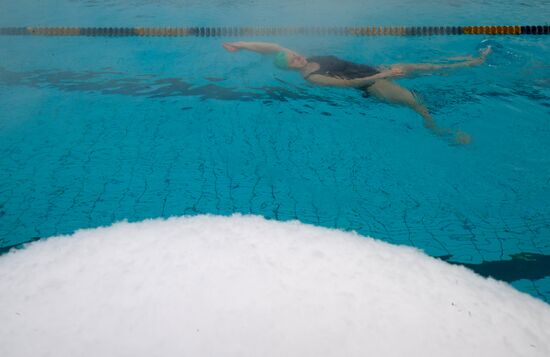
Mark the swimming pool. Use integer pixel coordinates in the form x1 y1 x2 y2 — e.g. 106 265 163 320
1 0 549 301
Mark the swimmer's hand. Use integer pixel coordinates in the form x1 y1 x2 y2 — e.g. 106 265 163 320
385 65 406 78
223 42 243 52
366 66 405 81
347 67 405 85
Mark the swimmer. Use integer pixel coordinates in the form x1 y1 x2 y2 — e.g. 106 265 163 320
223 41 492 144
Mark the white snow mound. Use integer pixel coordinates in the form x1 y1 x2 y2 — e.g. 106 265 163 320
0 214 549 357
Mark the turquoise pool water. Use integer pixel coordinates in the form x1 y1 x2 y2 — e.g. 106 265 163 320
1 0 549 301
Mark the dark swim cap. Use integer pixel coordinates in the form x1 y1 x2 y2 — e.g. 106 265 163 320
273 51 289 69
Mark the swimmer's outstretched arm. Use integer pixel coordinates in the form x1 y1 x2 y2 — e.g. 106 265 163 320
223 41 294 54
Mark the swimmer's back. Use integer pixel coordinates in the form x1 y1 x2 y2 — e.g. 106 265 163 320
305 56 380 80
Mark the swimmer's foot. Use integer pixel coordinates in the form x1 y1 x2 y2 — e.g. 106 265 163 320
468 46 492 66
454 130 472 145
425 121 471 145
479 46 492 59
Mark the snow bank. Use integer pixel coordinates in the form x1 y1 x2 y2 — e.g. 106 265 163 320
1 215 549 357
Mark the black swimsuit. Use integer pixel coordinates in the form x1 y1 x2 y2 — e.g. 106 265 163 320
304 55 380 90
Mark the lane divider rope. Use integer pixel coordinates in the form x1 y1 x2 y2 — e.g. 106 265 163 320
0 25 549 37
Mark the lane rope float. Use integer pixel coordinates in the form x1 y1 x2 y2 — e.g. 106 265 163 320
0 25 549 37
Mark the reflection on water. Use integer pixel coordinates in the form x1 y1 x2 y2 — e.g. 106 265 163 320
0 66 345 104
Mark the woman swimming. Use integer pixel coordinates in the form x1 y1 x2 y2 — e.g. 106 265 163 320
223 41 492 144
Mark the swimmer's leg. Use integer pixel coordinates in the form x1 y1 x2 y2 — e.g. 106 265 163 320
366 80 471 144
393 47 491 76
446 55 474 61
